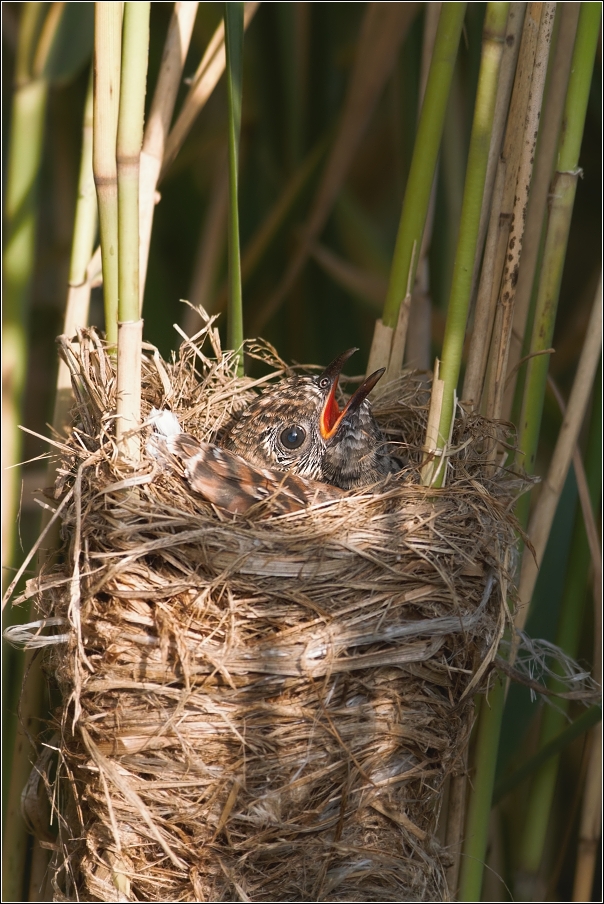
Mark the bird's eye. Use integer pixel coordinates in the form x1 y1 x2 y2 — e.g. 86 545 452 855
318 376 330 389
279 425 306 450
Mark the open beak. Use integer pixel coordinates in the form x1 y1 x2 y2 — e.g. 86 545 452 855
319 351 385 441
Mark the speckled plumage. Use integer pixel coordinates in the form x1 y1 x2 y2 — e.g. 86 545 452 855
222 349 399 489
157 350 399 514
166 433 342 514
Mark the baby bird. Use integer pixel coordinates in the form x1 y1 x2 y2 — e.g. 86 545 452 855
151 349 398 515
222 348 397 489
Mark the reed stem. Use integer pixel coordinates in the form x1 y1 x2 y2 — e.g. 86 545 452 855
503 2 581 419
115 1 150 459
483 2 556 423
2 8 52 893
2 2 50 580
93 1 122 347
424 2 510 488
54 66 97 440
459 9 600 898
465 1 543 414
139 2 198 305
161 3 259 181
382 4 466 332
515 279 601 631
224 1 244 370
517 361 601 886
462 1 526 406
514 0 601 518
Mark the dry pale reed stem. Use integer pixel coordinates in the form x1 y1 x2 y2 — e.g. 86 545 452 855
116 320 143 461
462 2 526 406
139 2 198 306
420 359 447 486
470 2 527 300
514 276 602 633
384 288 412 385
470 0 542 411
465 1 540 411
484 2 556 423
503 2 581 418
160 2 259 181
93 2 122 347
383 241 418 387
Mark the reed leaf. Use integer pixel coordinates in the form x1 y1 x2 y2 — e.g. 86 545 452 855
160 2 259 181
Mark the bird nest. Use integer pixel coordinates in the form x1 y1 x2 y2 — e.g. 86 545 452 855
25 319 522 902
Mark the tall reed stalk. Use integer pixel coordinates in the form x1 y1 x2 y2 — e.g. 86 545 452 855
503 2 581 420
422 2 509 488
115 2 150 460
463 0 541 411
2 7 67 900
459 6 600 899
370 3 466 379
517 361 601 896
224 2 245 370
93 2 122 348
139 2 198 303
54 68 97 438
2 2 60 582
514 1 601 521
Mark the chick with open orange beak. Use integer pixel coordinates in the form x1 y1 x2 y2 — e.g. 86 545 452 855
222 348 399 489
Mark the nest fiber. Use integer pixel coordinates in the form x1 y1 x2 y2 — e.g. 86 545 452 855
33 323 519 902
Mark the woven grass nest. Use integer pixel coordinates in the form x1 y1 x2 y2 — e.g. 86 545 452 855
34 319 522 902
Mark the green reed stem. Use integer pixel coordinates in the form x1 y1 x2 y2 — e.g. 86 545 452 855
428 2 510 487
514 1 601 501
382 3 466 330
93 1 122 346
224 1 244 372
117 2 150 324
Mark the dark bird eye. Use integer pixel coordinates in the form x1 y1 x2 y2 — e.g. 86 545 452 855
318 376 330 389
280 425 306 449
